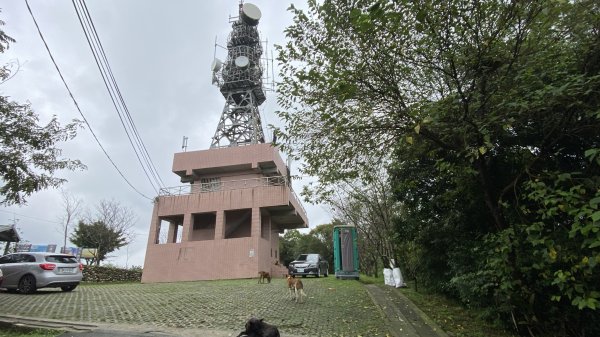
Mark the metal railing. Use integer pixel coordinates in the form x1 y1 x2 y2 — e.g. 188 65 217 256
159 176 285 195
158 175 306 218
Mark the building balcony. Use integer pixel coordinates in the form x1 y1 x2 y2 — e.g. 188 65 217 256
156 176 307 230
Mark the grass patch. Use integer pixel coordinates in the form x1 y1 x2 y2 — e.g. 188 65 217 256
356 274 385 285
0 324 61 337
399 282 517 337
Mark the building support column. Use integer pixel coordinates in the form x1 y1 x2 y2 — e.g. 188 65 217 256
182 213 192 242
251 207 261 238
214 210 224 240
167 222 178 243
147 202 160 245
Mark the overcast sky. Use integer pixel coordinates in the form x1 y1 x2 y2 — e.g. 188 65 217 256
0 0 331 268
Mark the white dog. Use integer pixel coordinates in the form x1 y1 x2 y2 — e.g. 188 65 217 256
286 275 306 303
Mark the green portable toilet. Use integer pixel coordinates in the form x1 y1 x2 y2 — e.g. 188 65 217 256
333 225 359 280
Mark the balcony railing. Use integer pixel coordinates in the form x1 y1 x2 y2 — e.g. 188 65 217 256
158 176 307 217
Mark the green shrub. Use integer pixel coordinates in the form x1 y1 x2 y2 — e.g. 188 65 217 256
82 265 142 283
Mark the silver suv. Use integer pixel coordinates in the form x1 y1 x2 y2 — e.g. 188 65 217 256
0 252 83 294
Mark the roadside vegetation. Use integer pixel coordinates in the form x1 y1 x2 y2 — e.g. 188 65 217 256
276 1 600 336
81 264 142 283
0 325 60 337
401 283 517 337
360 274 517 337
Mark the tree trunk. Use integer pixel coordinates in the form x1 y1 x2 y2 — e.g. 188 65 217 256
477 157 507 231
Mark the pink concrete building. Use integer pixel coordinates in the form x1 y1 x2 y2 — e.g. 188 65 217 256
141 143 308 283
141 2 306 283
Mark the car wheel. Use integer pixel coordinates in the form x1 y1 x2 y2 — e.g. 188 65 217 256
18 275 37 294
61 285 78 292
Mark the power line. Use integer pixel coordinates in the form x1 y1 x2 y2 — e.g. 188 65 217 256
73 0 165 192
25 0 153 201
72 0 166 193
0 210 62 225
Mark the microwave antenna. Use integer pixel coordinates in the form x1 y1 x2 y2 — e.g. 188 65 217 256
209 1 266 148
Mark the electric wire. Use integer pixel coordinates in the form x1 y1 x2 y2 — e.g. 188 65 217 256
25 0 153 201
71 1 159 194
0 210 62 224
75 0 166 190
72 0 165 193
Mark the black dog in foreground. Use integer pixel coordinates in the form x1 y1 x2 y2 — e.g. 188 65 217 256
236 317 280 337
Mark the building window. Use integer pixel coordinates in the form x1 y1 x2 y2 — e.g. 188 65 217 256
200 177 222 192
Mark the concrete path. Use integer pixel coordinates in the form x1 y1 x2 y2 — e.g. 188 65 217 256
365 285 449 337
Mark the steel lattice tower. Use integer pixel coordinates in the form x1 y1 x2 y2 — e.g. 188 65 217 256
210 2 265 148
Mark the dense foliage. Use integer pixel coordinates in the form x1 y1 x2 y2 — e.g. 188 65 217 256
276 1 600 336
70 220 128 266
279 223 334 267
0 19 85 205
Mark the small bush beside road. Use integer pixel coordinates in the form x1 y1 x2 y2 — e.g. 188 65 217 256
0 323 60 337
81 265 142 283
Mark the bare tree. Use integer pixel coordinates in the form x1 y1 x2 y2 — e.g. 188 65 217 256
57 189 83 253
83 199 137 245
71 199 137 265
327 169 404 270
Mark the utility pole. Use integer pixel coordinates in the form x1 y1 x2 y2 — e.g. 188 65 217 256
3 215 19 255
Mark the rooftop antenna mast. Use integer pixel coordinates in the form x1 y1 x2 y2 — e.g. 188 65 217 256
209 1 266 148
181 136 188 152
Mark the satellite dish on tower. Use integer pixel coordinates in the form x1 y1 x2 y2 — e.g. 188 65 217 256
235 55 250 67
241 3 261 26
211 58 223 72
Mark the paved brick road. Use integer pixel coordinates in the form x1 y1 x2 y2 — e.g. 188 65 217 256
0 277 393 337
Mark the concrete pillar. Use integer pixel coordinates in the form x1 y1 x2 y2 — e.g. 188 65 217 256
167 222 177 243
261 212 271 240
251 207 261 238
273 227 282 261
214 210 224 240
182 213 192 242
147 202 161 245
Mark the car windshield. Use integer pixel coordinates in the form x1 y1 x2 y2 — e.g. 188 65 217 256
45 255 78 264
297 254 318 262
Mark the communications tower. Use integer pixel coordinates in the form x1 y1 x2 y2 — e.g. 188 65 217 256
210 2 265 148
141 2 308 283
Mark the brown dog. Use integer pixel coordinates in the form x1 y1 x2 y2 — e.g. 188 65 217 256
236 317 280 337
258 271 271 284
286 274 306 303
